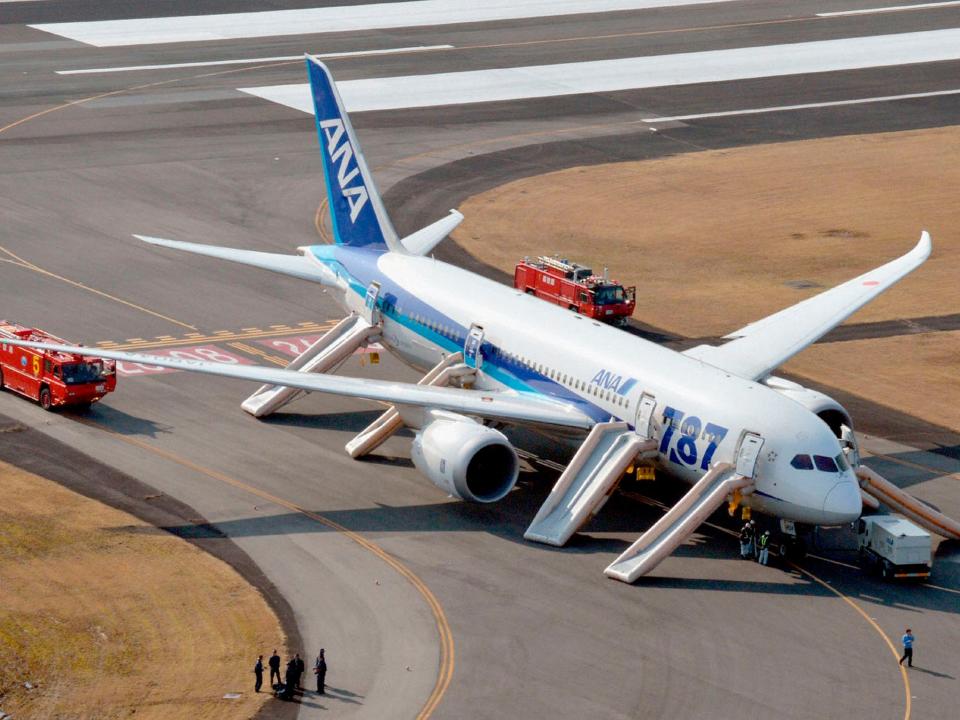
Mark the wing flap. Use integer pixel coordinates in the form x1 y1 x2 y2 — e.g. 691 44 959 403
3 339 593 430
685 232 931 380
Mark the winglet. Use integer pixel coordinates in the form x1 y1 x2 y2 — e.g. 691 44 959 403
306 56 402 252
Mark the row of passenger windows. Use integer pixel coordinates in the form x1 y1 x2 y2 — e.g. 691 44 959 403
790 453 849 473
406 310 460 342
395 310 629 409
498 350 630 409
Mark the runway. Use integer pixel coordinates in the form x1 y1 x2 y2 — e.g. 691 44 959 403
2 1 959 718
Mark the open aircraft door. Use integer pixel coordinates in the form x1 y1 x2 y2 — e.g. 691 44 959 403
464 324 484 369
634 393 657 440
735 432 764 479
362 281 381 325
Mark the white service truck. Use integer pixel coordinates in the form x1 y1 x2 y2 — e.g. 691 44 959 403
857 515 932 580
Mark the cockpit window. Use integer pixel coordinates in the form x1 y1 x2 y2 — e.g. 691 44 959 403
835 453 849 472
813 455 839 472
790 454 814 470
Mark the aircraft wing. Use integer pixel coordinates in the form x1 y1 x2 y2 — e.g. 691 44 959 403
683 232 931 380
1 339 594 430
135 235 337 285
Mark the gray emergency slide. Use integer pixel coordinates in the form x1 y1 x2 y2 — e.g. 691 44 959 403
857 465 960 539
525 422 658 546
346 352 474 458
241 314 378 417
605 463 751 582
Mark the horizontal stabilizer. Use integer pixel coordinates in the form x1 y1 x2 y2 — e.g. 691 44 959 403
401 210 464 256
135 235 336 285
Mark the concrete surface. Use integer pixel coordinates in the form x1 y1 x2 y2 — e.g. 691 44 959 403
1 2 958 719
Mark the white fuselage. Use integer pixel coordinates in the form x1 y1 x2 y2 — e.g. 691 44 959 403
323 248 862 526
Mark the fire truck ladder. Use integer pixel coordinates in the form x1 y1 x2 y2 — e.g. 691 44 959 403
345 352 475 458
241 314 379 418
524 422 658 547
856 464 960 539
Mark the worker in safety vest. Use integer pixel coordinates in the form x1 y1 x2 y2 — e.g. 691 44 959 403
758 530 771 565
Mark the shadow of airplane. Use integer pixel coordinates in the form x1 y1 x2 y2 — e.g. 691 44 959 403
64 403 173 438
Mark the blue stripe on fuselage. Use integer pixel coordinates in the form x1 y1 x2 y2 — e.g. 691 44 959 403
309 245 614 424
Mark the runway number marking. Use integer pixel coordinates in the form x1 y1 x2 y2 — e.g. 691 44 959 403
258 334 383 357
116 344 252 376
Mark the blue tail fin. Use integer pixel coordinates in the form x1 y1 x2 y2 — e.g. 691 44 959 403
306 56 401 252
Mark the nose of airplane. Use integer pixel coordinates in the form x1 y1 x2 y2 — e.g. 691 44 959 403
822 480 862 524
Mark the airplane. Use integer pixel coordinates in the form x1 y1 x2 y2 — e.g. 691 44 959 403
6 56 958 581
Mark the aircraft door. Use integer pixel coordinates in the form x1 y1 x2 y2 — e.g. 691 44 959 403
634 393 657 439
735 432 765 478
464 325 484 369
840 424 860 467
362 281 381 325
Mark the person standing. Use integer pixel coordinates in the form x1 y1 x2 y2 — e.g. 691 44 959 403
294 653 305 689
254 655 264 693
739 522 754 559
314 649 327 694
269 649 282 688
899 629 914 667
758 530 771 566
282 658 297 700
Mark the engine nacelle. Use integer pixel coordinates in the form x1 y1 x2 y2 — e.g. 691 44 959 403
411 412 520 503
763 376 852 437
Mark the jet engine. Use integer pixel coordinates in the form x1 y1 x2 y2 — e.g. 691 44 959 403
763 376 852 438
411 411 520 503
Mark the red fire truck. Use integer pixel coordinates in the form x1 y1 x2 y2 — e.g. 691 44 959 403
0 321 116 410
514 256 636 325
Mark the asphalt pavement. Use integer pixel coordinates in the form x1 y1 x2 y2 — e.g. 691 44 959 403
1 2 958 719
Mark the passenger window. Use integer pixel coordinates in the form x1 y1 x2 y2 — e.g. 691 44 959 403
790 454 814 470
813 455 839 472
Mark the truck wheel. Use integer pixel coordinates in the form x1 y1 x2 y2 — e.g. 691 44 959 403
881 560 893 580
524 288 535 295
39 386 52 411
0 367 4 390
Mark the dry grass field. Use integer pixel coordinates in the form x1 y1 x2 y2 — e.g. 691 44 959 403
452 126 960 431
0 461 284 719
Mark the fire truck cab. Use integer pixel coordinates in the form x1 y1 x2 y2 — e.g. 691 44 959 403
514 256 636 325
0 321 116 410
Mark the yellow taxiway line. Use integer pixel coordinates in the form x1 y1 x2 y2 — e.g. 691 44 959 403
96 321 338 351
72 415 455 719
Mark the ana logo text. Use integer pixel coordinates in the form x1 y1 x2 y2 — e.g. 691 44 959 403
590 369 637 396
319 118 369 223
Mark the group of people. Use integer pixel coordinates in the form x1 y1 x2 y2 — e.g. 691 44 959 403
739 520 773 565
254 648 327 699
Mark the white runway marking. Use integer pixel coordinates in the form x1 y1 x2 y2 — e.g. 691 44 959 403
29 0 741 47
239 28 960 113
55 45 452 75
642 88 960 122
817 1 960 16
